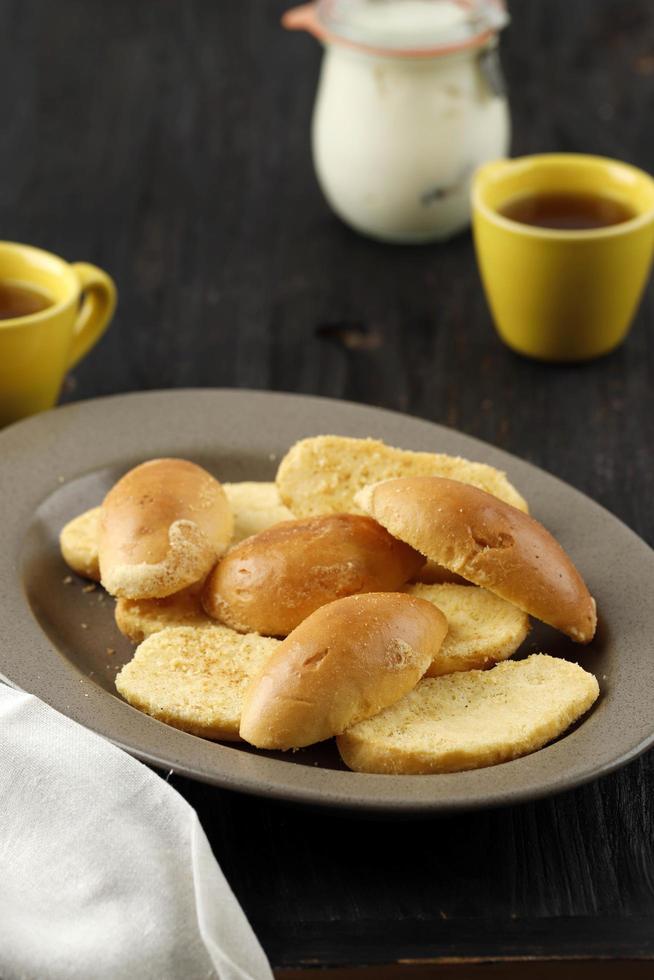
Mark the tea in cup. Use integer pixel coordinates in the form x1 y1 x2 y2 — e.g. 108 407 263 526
472 154 654 361
0 242 116 427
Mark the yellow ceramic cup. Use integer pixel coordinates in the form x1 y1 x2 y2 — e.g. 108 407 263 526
0 242 116 427
472 154 654 361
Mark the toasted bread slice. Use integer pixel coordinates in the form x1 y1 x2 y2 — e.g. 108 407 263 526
405 583 529 676
115 625 279 740
224 481 295 544
337 654 599 774
276 435 527 518
59 507 102 581
115 587 211 644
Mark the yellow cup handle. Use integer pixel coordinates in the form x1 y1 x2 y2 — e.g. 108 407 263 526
66 262 117 370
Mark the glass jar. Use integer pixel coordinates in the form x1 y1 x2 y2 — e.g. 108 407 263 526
283 0 510 243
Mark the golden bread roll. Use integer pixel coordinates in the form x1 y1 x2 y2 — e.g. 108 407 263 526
202 513 424 636
57 481 289 588
115 625 279 740
276 435 527 517
115 587 211 644
223 481 295 544
357 477 596 643
239 592 448 750
337 654 599 774
405 583 529 675
99 458 233 599
59 507 102 581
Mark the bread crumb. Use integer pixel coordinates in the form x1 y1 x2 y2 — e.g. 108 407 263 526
63 575 73 585
82 583 97 593
106 648 115 656
80 623 88 630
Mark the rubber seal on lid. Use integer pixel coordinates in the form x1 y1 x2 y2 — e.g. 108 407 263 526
283 0 509 58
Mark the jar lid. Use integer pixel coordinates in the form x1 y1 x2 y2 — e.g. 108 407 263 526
283 0 509 57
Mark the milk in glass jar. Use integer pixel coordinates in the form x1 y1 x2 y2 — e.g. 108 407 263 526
283 0 510 243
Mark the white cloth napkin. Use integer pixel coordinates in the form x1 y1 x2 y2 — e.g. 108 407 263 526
0 685 273 980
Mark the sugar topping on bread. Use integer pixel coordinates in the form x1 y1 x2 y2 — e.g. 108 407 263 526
337 654 600 774
116 625 279 740
115 587 211 644
404 582 529 675
276 435 528 517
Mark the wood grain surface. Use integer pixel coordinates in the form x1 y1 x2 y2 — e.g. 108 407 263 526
2 0 654 971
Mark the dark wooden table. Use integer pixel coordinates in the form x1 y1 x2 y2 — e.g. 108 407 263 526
3 0 654 974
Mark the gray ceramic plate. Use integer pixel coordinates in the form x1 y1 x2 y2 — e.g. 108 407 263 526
1 388 653 814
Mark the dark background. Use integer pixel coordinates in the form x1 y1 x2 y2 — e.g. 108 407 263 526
3 0 654 970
